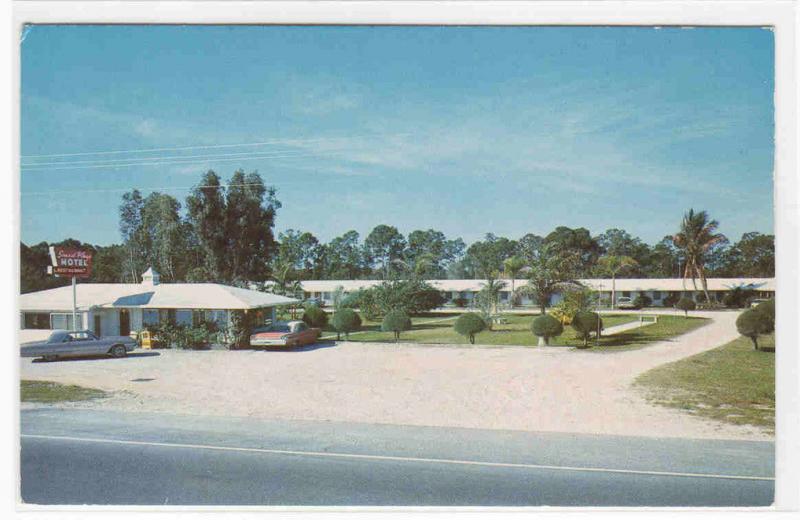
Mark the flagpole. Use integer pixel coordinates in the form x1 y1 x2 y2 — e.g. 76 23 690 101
72 276 77 331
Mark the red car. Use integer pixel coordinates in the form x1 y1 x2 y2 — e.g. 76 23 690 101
249 321 321 348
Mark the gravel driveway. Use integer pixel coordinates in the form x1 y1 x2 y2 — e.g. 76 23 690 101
19 310 768 441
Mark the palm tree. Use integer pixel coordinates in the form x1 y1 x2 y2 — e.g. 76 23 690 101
503 256 526 308
597 255 638 309
673 209 727 305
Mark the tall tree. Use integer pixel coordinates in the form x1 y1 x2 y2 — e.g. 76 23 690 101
502 255 526 308
324 230 366 279
597 255 638 308
465 233 518 279
186 170 281 283
673 209 727 303
543 226 601 277
141 192 187 281
364 225 406 279
185 171 228 280
119 189 148 283
405 229 465 278
520 242 581 314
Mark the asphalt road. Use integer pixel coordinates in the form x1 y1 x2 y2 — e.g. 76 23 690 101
19 408 774 507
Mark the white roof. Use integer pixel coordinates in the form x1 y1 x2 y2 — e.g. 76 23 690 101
19 282 298 312
297 278 775 293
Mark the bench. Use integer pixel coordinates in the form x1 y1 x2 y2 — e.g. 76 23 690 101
639 314 659 325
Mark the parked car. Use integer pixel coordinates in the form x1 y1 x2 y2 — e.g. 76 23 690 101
249 320 321 348
20 330 137 361
616 296 636 309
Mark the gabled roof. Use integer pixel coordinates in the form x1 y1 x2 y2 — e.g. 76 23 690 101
19 282 298 312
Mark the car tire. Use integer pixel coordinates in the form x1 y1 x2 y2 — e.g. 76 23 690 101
110 345 127 358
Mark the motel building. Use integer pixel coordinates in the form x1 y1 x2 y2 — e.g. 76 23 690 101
297 278 775 308
19 268 298 342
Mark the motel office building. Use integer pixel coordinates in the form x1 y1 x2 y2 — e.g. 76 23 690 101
298 278 775 308
19 268 297 339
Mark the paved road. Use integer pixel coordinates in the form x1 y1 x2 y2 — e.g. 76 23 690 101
20 408 773 507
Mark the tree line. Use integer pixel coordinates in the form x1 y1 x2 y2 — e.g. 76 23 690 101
20 169 775 293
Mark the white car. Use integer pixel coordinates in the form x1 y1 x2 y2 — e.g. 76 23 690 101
616 297 636 309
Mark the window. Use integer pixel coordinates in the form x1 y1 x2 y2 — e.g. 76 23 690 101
175 310 193 327
68 331 96 341
652 291 661 299
23 313 50 329
143 310 159 326
622 291 631 297
50 313 83 331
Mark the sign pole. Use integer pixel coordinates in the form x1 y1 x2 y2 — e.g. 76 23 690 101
72 275 78 331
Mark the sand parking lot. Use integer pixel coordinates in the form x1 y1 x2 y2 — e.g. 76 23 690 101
20 311 768 441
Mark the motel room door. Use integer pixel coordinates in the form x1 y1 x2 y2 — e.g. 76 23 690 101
119 309 130 336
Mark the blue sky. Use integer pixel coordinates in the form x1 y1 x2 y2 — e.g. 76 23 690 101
21 25 774 247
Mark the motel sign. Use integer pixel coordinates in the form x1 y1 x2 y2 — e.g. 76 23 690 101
48 247 93 278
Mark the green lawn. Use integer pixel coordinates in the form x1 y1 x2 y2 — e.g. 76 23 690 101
322 312 705 350
634 334 775 432
21 380 108 403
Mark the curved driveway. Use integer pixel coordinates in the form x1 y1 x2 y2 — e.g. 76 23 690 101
21 310 766 441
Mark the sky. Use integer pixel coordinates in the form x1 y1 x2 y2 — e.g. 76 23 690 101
20 25 775 248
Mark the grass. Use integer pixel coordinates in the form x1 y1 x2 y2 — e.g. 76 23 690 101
320 311 705 350
634 333 775 432
21 380 108 403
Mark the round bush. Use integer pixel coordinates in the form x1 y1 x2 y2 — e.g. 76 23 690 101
531 314 564 345
633 294 652 309
330 309 362 339
302 305 329 328
755 299 775 332
381 310 412 341
675 297 696 317
454 313 486 344
571 311 602 348
736 308 772 350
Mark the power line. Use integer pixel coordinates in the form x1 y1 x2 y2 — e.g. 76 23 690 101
20 133 410 159
21 147 311 167
20 150 346 172
21 176 358 196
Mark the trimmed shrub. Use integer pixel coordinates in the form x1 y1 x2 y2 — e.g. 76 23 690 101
302 304 329 328
381 310 412 341
663 292 680 307
330 309 362 340
736 309 772 350
755 299 775 332
531 314 564 345
454 313 486 344
571 311 603 348
676 297 696 317
633 294 652 309
722 287 755 309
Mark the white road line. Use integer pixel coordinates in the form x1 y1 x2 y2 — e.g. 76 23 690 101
21 434 774 482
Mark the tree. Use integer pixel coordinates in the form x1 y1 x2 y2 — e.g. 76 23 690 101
331 309 362 340
454 313 486 344
571 311 603 348
381 310 411 341
275 229 323 279
544 227 601 277
405 229 465 278
519 242 581 314
474 273 507 330
187 170 281 283
673 209 727 305
755 299 775 331
302 304 329 328
464 234 518 279
717 232 775 277
364 225 406 279
119 189 149 283
531 314 564 346
676 297 696 317
324 230 367 279
503 255 526 307
140 192 188 281
646 236 682 278
736 309 771 350
597 255 638 308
